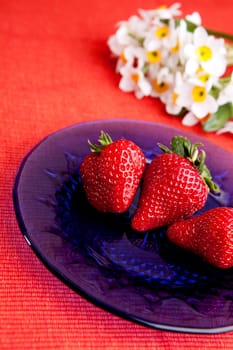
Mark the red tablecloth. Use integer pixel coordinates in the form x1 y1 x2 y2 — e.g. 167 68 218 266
1 0 233 349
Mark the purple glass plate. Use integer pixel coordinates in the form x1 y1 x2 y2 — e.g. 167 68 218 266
13 119 233 333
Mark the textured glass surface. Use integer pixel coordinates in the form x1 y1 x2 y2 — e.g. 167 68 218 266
13 120 233 333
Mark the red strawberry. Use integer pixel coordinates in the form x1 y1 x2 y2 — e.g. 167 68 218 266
80 131 146 213
167 207 233 269
131 136 219 231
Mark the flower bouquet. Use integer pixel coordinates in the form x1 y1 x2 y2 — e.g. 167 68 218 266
108 3 233 134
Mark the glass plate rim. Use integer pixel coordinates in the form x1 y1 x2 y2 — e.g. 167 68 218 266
12 119 233 334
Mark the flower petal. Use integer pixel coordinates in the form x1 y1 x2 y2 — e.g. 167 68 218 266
182 112 199 126
192 95 218 118
217 121 233 134
119 75 135 92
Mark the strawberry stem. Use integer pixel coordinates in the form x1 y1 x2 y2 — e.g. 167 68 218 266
158 136 220 194
98 131 113 146
88 131 113 153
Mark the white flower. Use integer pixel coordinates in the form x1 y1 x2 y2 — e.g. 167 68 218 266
108 35 122 56
143 18 184 69
182 112 199 126
175 78 218 118
143 32 168 66
107 15 148 56
107 3 231 134
116 46 146 72
217 121 233 134
119 65 151 99
218 74 233 105
149 66 173 99
164 91 184 115
144 22 171 48
184 27 227 78
139 3 181 22
123 46 146 66
185 12 202 26
166 19 193 68
163 72 184 115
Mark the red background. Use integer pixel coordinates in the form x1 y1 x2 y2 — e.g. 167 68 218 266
1 0 233 349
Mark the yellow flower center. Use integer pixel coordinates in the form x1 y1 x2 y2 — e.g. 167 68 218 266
120 51 127 63
170 41 180 54
192 86 207 102
146 50 161 64
172 92 178 104
196 66 204 73
198 73 211 83
196 45 213 62
155 25 169 39
131 73 139 84
152 79 170 93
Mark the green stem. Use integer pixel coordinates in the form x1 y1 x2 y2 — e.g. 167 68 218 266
128 32 144 45
183 19 233 42
219 76 232 86
205 28 233 42
88 131 113 153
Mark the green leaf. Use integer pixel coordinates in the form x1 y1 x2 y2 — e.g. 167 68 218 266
198 150 206 174
171 136 187 157
183 19 197 33
203 103 233 132
202 164 220 193
209 85 221 99
88 140 103 153
88 131 113 153
219 76 232 87
157 143 171 153
98 131 113 147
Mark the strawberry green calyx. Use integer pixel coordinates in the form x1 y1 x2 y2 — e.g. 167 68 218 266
88 131 113 153
158 136 220 194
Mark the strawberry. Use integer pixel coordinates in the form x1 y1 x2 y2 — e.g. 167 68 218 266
167 207 233 269
80 131 146 213
131 136 219 232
